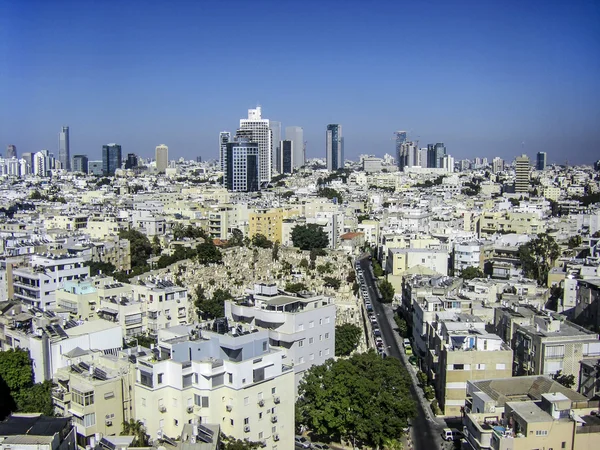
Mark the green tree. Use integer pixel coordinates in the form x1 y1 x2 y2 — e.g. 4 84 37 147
119 229 153 270
379 279 395 303
394 314 408 338
281 190 294 199
291 224 329 250
85 260 116 276
372 261 384 277
567 235 582 249
296 352 415 448
152 236 162 255
518 233 561 285
228 229 244 247
459 266 485 280
317 187 343 204
29 190 43 200
121 419 150 446
197 288 232 319
196 241 222 265
251 233 273 249
346 271 356 283
15 380 54 415
553 370 576 389
335 324 362 357
271 242 280 261
323 277 341 290
285 282 307 293
416 370 428 387
221 435 260 449
172 223 185 240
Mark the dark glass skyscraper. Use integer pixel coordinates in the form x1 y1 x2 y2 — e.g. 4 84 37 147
102 144 122 176
281 140 293 174
125 153 138 170
395 131 407 169
59 126 70 171
72 155 88 173
427 143 447 168
225 136 260 192
326 124 343 171
536 152 546 171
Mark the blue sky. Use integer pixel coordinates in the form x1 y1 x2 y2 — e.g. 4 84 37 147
1 0 599 164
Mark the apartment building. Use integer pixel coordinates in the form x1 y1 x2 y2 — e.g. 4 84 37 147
225 283 336 389
453 240 493 275
52 351 136 448
11 254 89 309
130 278 189 334
248 208 299 244
495 306 600 386
573 278 600 333
0 414 76 450
134 325 294 449
386 247 448 279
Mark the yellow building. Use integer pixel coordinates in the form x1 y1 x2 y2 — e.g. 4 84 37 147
478 211 545 237
249 208 299 243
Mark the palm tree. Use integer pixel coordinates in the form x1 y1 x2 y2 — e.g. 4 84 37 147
121 419 150 446
382 437 404 450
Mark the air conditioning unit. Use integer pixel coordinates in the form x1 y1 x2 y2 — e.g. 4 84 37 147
159 406 167 413
105 420 112 426
273 434 280 442
186 406 193 413
226 405 232 412
271 415 278 423
244 425 250 433
258 399 265 407
273 396 280 404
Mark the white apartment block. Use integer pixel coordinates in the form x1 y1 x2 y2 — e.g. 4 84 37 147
225 283 336 389
240 106 272 184
134 325 294 450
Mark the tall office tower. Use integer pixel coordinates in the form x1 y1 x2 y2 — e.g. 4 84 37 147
326 124 344 171
21 152 33 170
270 121 281 173
155 144 168 173
125 153 138 170
442 155 455 172
536 152 547 171
239 106 271 184
102 143 122 176
492 157 504 174
419 148 428 168
225 134 260 192
6 145 16 159
58 126 70 171
219 131 231 172
280 140 294 174
33 150 52 177
72 155 89 173
515 154 531 194
398 141 419 170
285 126 304 169
394 131 407 170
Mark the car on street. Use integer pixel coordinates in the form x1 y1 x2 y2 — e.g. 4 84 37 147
366 304 373 312
441 428 463 441
373 328 381 337
370 316 377 324
375 337 383 346
404 344 413 355
403 338 410 348
311 444 330 450
295 436 311 448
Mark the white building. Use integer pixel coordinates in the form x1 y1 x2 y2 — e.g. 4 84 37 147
134 325 294 449
33 150 54 177
285 126 304 169
240 106 271 184
219 132 230 173
155 144 169 173
225 284 336 389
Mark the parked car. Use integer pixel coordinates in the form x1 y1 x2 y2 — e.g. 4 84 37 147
311 444 330 450
403 338 410 348
404 344 413 355
373 328 381 337
295 436 311 448
375 337 383 346
441 428 463 441
370 316 377 324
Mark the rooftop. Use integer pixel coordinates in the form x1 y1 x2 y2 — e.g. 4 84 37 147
0 414 70 436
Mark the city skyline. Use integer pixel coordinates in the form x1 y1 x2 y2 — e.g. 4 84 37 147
0 1 598 164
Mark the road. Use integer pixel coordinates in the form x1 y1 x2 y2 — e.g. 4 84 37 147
357 257 444 450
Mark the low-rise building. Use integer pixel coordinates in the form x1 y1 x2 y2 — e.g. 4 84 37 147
0 414 76 450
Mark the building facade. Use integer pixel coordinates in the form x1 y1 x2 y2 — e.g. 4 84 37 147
269 121 281 174
515 154 530 194
72 155 89 174
102 144 122 176
536 151 547 171
326 124 343 171
285 126 304 169
156 144 169 173
280 140 293 174
59 126 70 171
239 107 271 184
394 131 407 170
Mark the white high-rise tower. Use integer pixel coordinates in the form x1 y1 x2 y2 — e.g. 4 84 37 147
285 126 304 169
240 106 271 184
155 144 168 173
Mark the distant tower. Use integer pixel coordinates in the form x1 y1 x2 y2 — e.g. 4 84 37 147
219 132 231 172
394 131 407 170
224 132 260 192
155 144 169 173
6 145 16 159
280 140 294 174
285 126 304 169
536 152 547 171
59 126 70 171
515 154 531 194
125 153 138 170
326 124 343 171
270 121 281 174
102 143 122 176
492 157 504 174
72 155 89 174
239 106 271 184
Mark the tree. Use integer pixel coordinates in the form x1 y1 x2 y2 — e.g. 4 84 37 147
252 233 273 249
291 224 329 250
15 380 54 415
379 279 395 303
197 288 232 319
221 435 260 449
152 236 162 255
553 370 575 389
296 352 415 448
394 314 408 338
567 235 582 249
299 258 309 270
317 187 343 204
119 229 152 270
197 241 222 265
335 324 362 356
372 261 384 277
323 277 341 290
416 370 428 387
518 233 561 285
346 271 356 283
285 282 307 293
121 419 150 446
228 229 244 247
271 242 280 261
459 266 485 280
85 260 116 276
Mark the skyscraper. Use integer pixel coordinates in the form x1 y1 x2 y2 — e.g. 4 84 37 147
72 155 89 174
536 152 547 171
125 153 138 170
239 106 271 184
102 143 122 176
59 126 70 171
155 144 169 173
326 124 343 171
285 126 304 169
426 143 447 168
6 145 16 159
492 157 504 174
225 134 260 192
394 131 407 170
515 154 530 194
280 140 293 174
219 132 231 172
270 121 281 174
398 141 419 170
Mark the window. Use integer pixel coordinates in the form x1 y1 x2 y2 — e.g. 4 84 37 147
309 337 314 344
476 364 486 370
325 348 330 355
319 335 323 341
496 363 506 370
141 398 146 407
244 417 249 425
453 364 464 370
174 419 178 426
299 356 305 364
83 413 95 427
158 373 164 384
259 412 263 420
244 397 249 406
325 332 330 339
230 419 234 426
262 341 268 352
194 395 209 408
545 345 565 359
535 430 548 436
182 374 193 387
272 426 277 433
310 353 315 361
309 321 315 328
271 387 276 394
253 367 265 383
228 373 233 383
72 389 94 406
325 317 330 324
258 432 263 439
298 340 304 348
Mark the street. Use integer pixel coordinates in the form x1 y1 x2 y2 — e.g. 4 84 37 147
357 257 445 450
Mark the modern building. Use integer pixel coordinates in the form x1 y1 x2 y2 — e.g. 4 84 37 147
6 144 16 159
33 150 54 177
536 151 547 171
226 284 336 391
427 143 446 168
156 144 169 173
269 121 281 174
102 144 122 176
224 137 260 192
59 126 70 171
219 131 231 173
88 160 103 176
72 155 89 174
326 124 343 171
239 106 271 184
285 126 304 169
394 131 407 170
124 153 138 170
21 151 33 169
492 156 504 173
398 141 419 170
280 140 293 174
134 324 295 449
515 154 530 194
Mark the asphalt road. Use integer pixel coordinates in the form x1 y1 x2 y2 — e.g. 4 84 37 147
358 258 443 450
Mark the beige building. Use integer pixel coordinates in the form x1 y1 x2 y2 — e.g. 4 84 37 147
477 211 545 237
248 208 299 243
156 144 169 173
